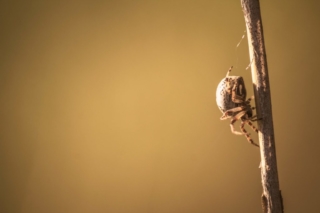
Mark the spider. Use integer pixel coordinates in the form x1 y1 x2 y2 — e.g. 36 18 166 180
216 66 260 147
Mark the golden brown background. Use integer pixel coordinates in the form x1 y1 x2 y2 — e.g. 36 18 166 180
1 0 319 212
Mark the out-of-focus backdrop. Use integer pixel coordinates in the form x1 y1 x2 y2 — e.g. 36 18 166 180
1 0 319 212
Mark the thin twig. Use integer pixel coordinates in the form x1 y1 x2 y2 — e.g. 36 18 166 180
240 0 283 213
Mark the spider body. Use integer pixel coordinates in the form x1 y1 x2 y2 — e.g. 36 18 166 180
216 66 259 147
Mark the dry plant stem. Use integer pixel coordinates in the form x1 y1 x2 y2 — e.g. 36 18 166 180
240 0 283 213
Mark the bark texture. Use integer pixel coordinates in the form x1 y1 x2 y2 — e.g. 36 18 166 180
240 0 283 212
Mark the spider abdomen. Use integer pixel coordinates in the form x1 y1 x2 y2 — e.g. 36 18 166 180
216 76 247 114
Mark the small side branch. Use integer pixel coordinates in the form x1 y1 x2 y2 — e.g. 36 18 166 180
240 0 283 213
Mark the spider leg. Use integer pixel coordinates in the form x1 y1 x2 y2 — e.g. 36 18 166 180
246 120 259 133
229 110 247 135
231 82 246 103
250 114 257 119
248 95 254 100
245 96 254 104
232 94 246 103
225 66 233 77
220 106 244 120
240 121 259 147
250 117 262 122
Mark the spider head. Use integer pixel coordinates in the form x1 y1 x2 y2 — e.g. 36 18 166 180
246 108 253 119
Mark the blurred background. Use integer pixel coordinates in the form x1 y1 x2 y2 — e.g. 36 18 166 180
1 0 320 212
